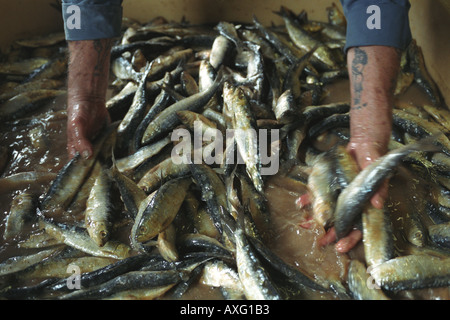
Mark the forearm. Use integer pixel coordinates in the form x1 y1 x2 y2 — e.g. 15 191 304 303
67 39 112 105
347 45 400 168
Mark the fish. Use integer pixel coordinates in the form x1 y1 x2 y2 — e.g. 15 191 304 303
428 222 450 249
307 149 340 228
275 6 338 70
117 62 153 155
84 163 114 247
223 82 264 194
0 57 50 75
347 260 391 300
361 206 395 267
132 176 192 243
189 163 228 234
200 260 245 299
3 192 38 241
157 224 179 262
334 136 442 239
252 15 298 65
137 157 191 194
393 109 450 156
15 32 65 48
0 79 64 102
38 210 131 260
0 89 66 122
115 135 172 174
0 246 64 277
141 67 224 145
58 269 186 300
407 40 442 106
234 222 281 300
370 254 450 291
209 35 234 70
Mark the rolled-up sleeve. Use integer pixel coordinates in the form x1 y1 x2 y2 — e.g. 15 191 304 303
340 0 412 52
62 0 123 41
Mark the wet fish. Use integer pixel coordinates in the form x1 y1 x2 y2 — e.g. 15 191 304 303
157 224 179 262
117 62 153 155
223 82 264 194
407 40 442 106
392 109 450 156
347 260 390 300
58 269 186 300
334 137 442 239
200 260 245 299
189 163 228 234
38 211 131 260
209 35 234 70
15 32 65 48
84 164 114 247
132 176 192 243
0 57 50 75
0 246 64 277
3 192 37 241
361 206 395 267
276 6 338 70
370 254 450 291
234 224 281 300
137 157 191 194
0 89 66 122
141 67 224 145
428 222 450 249
307 150 340 228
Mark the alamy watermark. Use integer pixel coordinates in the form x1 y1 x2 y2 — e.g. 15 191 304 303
366 5 381 30
170 120 280 175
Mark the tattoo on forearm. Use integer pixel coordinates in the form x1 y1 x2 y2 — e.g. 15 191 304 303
93 39 111 77
351 47 368 110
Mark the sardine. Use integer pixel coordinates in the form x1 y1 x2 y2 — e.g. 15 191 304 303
370 254 450 291
141 67 224 145
0 89 66 122
3 192 37 241
276 6 338 70
362 206 395 267
347 260 390 300
335 137 441 239
407 40 442 106
235 226 281 300
137 157 191 194
38 211 131 260
133 177 191 243
0 246 63 277
223 82 264 194
58 270 185 300
428 222 450 249
84 164 114 247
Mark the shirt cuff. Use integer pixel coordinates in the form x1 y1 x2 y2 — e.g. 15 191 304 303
62 0 123 41
340 0 412 52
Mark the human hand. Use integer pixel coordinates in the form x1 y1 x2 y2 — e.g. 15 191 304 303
66 99 110 159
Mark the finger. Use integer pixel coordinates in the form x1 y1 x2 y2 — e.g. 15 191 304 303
335 229 363 253
318 227 337 247
370 179 389 209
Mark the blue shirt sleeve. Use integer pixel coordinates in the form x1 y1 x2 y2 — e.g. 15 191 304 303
340 0 412 52
62 0 123 41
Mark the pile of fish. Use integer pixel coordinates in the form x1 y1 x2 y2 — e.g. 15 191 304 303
0 4 450 300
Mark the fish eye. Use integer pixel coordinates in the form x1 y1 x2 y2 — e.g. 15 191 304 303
139 225 148 235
